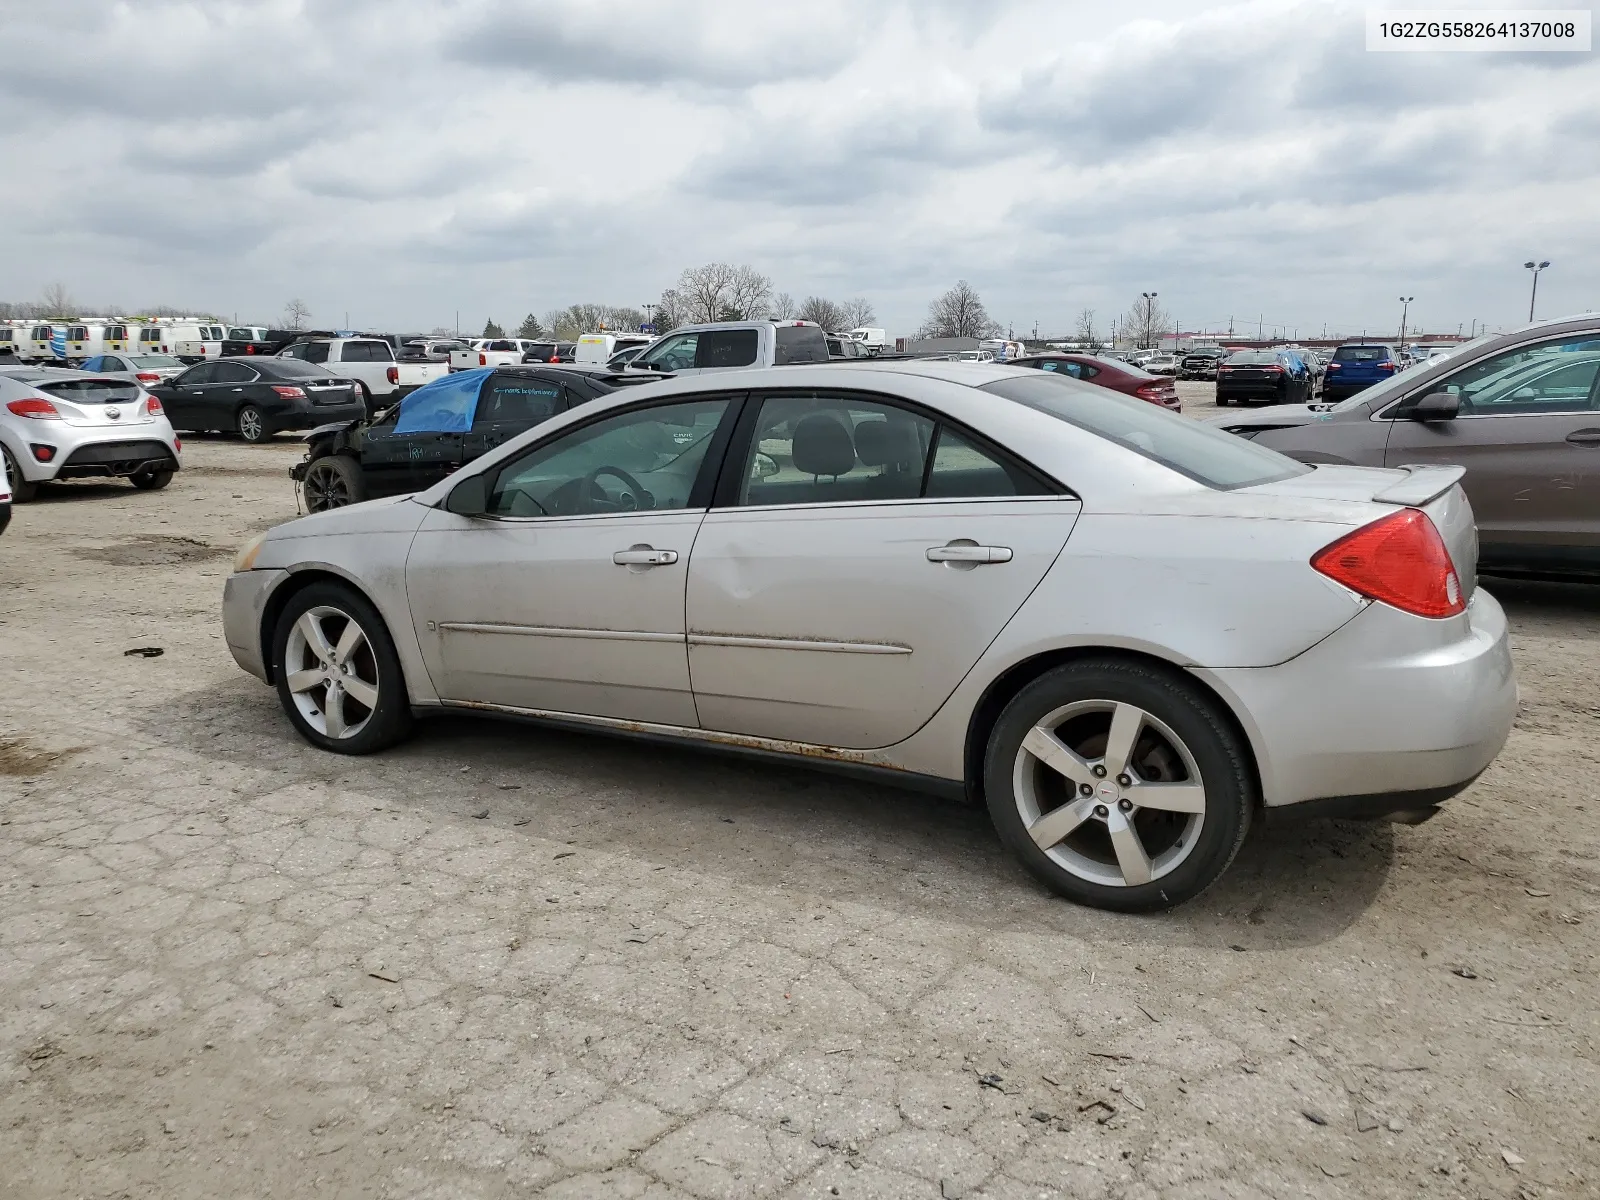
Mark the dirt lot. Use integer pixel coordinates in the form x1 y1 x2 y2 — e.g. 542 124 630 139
2 382 1597 1199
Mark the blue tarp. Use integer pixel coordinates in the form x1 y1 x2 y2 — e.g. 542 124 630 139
393 368 489 434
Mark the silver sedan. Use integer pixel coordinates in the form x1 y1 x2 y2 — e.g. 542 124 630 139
77 352 187 386
222 362 1516 911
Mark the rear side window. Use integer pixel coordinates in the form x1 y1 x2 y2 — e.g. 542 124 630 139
981 374 1308 490
697 328 758 368
344 340 394 362
1333 345 1389 362
774 325 828 365
213 362 256 383
476 378 565 426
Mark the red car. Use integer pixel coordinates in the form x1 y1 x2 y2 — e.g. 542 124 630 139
1008 353 1181 410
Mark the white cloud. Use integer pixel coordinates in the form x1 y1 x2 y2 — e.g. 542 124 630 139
1 0 1593 336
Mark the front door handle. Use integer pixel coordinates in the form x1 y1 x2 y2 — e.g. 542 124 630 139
1565 429 1600 446
613 547 678 567
927 541 1012 565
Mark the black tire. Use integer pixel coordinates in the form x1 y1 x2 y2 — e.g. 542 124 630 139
2 445 38 503
129 467 174 490
302 455 366 512
1215 394 1230 406
270 582 413 755
983 657 1255 913
237 404 269 443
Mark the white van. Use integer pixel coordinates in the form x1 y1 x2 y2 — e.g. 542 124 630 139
61 321 137 362
574 332 654 364
173 322 227 362
846 327 888 349
15 324 60 362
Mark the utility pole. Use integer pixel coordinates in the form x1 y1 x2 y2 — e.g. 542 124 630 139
1141 292 1157 348
455 310 459 337
1257 313 1263 340
1398 296 1414 348
1524 260 1550 321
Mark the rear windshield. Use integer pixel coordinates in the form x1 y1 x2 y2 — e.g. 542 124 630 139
37 379 142 404
980 374 1309 490
1333 345 1390 362
268 359 337 379
129 355 181 367
1225 351 1280 365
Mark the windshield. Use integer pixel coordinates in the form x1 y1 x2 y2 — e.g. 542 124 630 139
129 355 182 367
981 374 1308 490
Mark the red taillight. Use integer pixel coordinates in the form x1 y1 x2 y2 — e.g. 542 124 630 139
145 396 163 415
547 356 559 363
270 385 306 399
387 365 399 384
246 345 256 354
7 398 61 420
1261 365 1284 374
1326 362 1341 371
136 371 162 382
31 444 56 461
479 352 487 366
1378 361 1397 372
1311 509 1464 619
174 438 182 451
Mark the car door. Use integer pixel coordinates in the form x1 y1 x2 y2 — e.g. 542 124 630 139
206 361 259 427
161 362 216 429
685 391 1082 750
359 371 478 497
1383 336 1600 561
404 395 736 723
462 372 569 462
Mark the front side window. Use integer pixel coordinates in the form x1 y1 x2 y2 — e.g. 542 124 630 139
735 393 1047 507
475 377 565 426
487 398 729 518
299 342 330 364
176 363 217 386
982 374 1307 490
81 357 104 372
1415 335 1600 415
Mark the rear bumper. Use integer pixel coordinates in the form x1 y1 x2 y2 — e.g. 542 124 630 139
223 568 290 683
1198 588 1517 811
56 439 180 479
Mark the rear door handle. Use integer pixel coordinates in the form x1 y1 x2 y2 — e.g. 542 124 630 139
1565 429 1600 446
927 542 1012 564
613 547 678 566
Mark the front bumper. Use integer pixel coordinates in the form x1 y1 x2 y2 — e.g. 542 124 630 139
1199 588 1517 811
223 568 290 683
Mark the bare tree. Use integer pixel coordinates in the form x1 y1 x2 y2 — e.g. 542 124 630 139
653 288 689 333
839 297 876 329
917 280 1000 339
1121 294 1172 348
429 325 454 337
1074 308 1096 345
769 292 796 320
677 263 737 324
727 265 772 321
41 282 75 317
283 298 312 330
796 296 846 330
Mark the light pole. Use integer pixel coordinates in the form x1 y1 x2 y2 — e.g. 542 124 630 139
1140 291 1157 348
642 302 657 331
1524 261 1550 322
1398 296 1414 348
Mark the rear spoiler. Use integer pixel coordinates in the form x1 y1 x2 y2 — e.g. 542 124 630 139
1374 464 1466 507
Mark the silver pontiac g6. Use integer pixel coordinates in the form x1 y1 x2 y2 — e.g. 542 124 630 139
223 362 1516 911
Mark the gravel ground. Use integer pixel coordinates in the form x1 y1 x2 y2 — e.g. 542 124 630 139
1 384 1597 1199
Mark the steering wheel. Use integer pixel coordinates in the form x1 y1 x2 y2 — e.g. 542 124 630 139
582 465 652 511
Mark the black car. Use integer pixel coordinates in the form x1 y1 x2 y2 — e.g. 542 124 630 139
149 357 367 443
1214 349 1313 406
1177 347 1228 379
292 364 670 512
520 341 578 364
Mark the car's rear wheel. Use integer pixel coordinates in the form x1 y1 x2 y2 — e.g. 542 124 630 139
302 455 366 512
984 658 1254 912
2 445 37 502
129 467 174 490
271 583 412 754
1215 394 1230 406
237 404 268 443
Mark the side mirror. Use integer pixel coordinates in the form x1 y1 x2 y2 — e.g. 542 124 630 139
445 473 489 516
751 453 779 480
1408 391 1460 421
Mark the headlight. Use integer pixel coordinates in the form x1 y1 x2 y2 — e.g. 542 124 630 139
233 532 269 573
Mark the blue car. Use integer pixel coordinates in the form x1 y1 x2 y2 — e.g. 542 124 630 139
1322 343 1398 402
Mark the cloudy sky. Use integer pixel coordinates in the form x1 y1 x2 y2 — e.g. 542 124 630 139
2 0 1595 339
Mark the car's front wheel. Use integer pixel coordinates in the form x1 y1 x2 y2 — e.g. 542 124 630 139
271 582 413 754
984 658 1254 912
302 455 366 512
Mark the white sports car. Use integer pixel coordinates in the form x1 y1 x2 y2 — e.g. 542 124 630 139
223 362 1516 911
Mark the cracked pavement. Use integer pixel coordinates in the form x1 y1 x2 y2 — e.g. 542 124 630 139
2 396 1598 1198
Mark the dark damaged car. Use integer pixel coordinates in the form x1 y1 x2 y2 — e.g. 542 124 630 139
291 364 670 511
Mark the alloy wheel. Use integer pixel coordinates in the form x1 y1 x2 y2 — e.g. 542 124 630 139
304 461 351 512
1012 700 1206 887
239 407 264 441
282 605 379 740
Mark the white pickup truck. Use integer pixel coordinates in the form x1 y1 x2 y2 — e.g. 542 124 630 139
627 320 829 374
447 338 549 372
278 337 447 412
